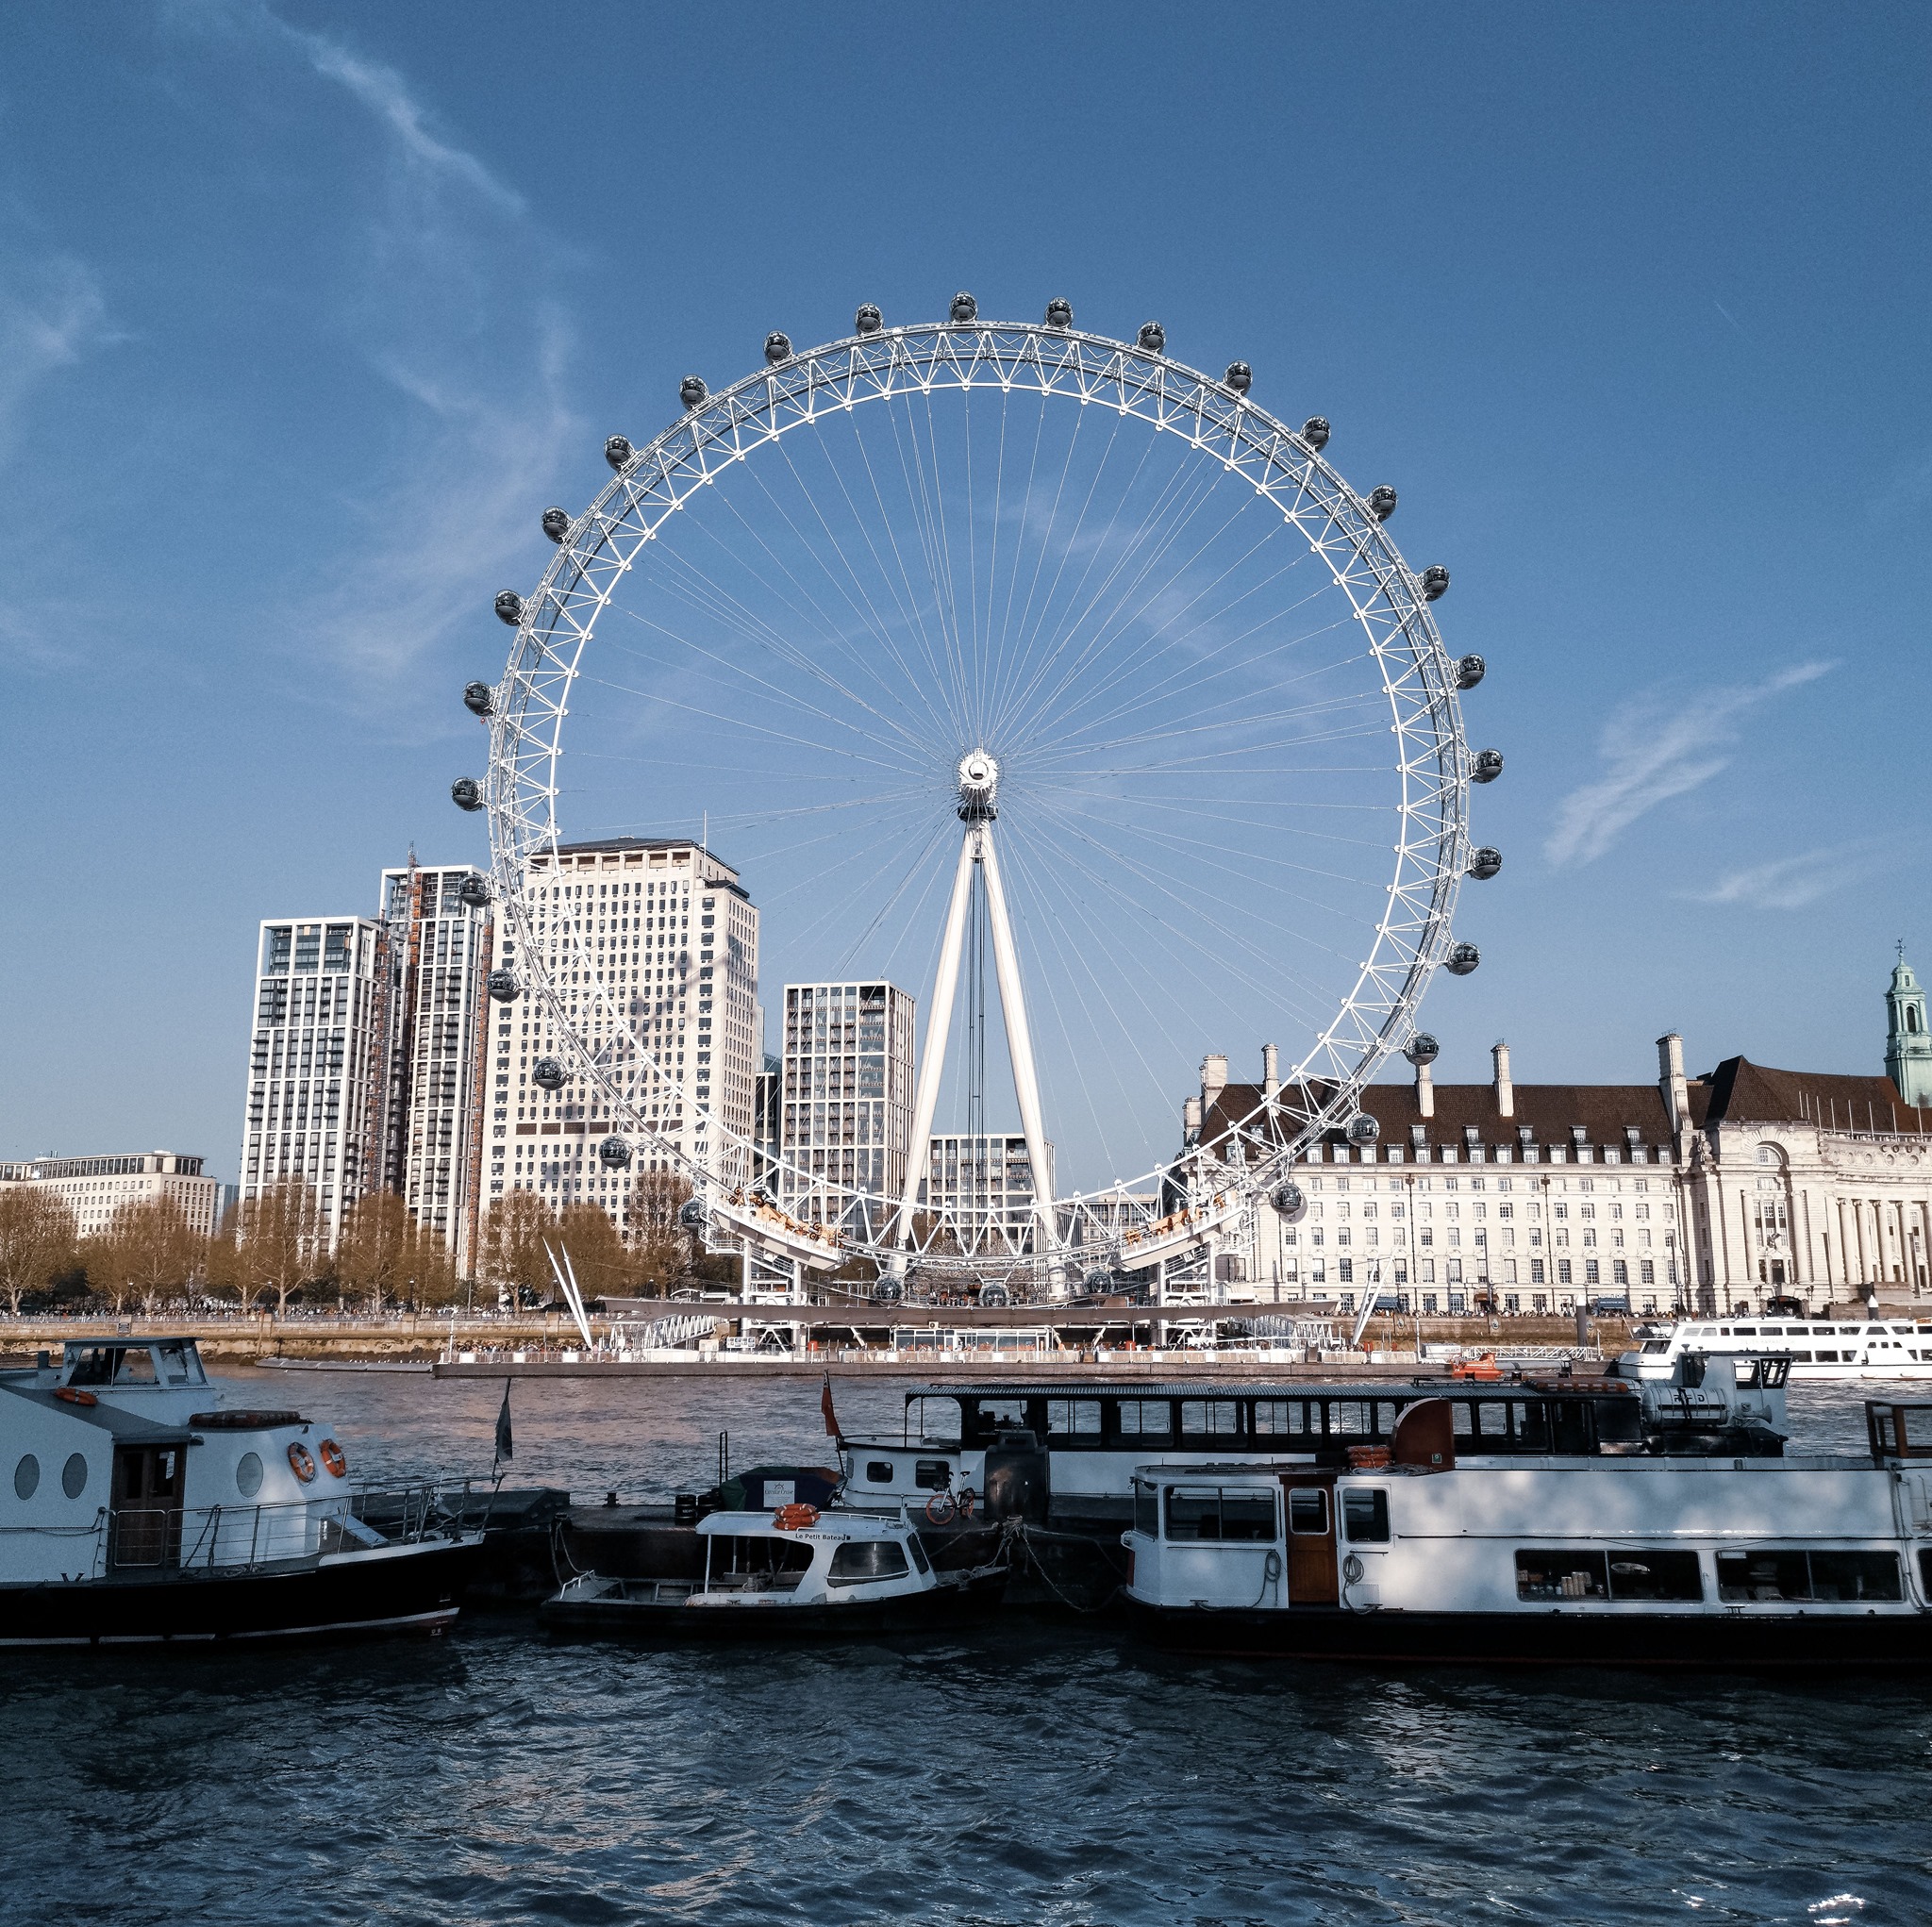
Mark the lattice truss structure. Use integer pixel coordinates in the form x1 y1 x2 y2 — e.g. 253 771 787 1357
472 307 1492 1288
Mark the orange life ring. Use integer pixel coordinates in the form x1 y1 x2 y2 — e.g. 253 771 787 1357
288 1441 317 1483
55 1387 97 1407
772 1503 819 1531
319 1438 347 1479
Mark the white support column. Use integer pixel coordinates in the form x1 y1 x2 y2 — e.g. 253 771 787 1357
978 826 1059 1273
890 830 978 1268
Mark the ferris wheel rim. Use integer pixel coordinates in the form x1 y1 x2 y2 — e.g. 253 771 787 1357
478 311 1473 1275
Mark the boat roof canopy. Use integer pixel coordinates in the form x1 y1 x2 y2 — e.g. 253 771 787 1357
908 1380 1635 1403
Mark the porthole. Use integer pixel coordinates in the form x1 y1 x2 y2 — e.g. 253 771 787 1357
61 1453 88 1500
236 1452 263 1498
13 1454 39 1501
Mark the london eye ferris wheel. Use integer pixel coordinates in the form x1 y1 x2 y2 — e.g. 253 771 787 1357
454 295 1501 1298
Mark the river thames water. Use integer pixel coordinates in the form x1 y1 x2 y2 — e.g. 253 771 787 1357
5 1372 1930 1926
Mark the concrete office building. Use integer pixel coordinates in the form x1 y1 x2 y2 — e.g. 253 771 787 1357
0 1153 219 1241
491 839 758 1232
776 982 916 1237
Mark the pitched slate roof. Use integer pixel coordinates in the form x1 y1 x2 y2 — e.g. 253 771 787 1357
1696 1057 1932 1133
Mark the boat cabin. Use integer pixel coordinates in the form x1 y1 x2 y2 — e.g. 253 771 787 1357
841 1376 1767 1527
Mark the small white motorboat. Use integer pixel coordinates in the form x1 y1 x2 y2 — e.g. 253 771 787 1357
541 1504 1008 1639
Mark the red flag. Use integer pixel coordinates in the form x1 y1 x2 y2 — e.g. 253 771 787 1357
821 1370 841 1441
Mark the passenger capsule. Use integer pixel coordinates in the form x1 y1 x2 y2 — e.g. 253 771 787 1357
458 874 491 909
1083 1268 1113 1294
855 303 883 335
493 590 524 626
1457 654 1487 690
1138 321 1165 353
541 507 571 543
1405 1033 1441 1066
949 291 978 324
1421 564 1450 601
1471 748 1505 784
604 434 633 471
1301 416 1331 451
1045 297 1074 329
532 1056 566 1091
979 1283 1011 1308
1368 486 1398 522
1347 1113 1381 1145
486 969 519 1004
1224 361 1253 395
764 331 791 364
678 1197 708 1230
1468 846 1504 881
450 777 484 812
872 1276 905 1304
1445 942 1481 976
598 1135 632 1170
462 680 494 718
679 375 708 410
1272 1180 1306 1217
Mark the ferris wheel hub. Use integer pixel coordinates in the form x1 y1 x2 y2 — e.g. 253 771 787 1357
956 749 999 821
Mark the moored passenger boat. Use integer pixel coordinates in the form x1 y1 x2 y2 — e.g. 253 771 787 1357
1123 1396 1932 1668
1627 1317 1932 1382
0 1337 481 1645
541 1505 1008 1639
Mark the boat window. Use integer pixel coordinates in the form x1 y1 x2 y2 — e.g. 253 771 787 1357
154 1341 204 1387
863 1461 896 1485
65 1347 123 1387
1134 1482 1158 1537
1179 1400 1241 1437
1287 1488 1329 1536
1716 1551 1902 1603
1607 1552 1703 1601
710 1535 815 1582
1329 1402 1370 1436
1595 1400 1644 1450
1046 1401 1101 1437
12 1454 38 1501
1341 1488 1390 1543
968 1400 1027 1442
906 1533 931 1575
1165 1487 1276 1542
827 1539 911 1587
1517 1550 1608 1600
236 1453 263 1498
913 1460 951 1491
113 1350 158 1385
1119 1401 1174 1442
1641 1339 1671 1354
1476 1403 1509 1437
1252 1401 1307 1436
61 1454 88 1501
1510 1403 1552 1451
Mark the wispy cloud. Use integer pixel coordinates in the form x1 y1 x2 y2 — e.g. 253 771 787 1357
1545 660 1835 867
1682 843 1880 911
281 27 525 216
0 257 111 464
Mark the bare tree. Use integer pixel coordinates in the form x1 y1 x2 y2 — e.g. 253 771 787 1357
232 1179 323 1314
0 1188 77 1315
627 1169 693 1295
335 1192 411 1314
88 1198 204 1316
478 1188 559 1304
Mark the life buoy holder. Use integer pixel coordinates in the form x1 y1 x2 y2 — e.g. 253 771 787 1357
772 1503 819 1531
55 1387 97 1407
319 1439 347 1479
288 1441 317 1484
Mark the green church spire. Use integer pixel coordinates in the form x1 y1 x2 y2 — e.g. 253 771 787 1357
1885 945 1932 1107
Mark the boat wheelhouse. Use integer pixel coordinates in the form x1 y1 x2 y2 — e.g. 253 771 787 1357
1627 1318 1932 1382
541 1505 1007 1638
1121 1396 1932 1668
0 1337 480 1645
839 1363 1789 1528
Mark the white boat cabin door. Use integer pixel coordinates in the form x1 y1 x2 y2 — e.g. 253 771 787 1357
108 1445 184 1573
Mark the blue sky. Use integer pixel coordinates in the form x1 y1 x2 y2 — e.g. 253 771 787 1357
3 2 1928 1177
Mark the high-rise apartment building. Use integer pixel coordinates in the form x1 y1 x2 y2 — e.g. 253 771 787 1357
238 918 387 1248
776 982 916 1236
0 1153 218 1240
920 1131 1056 1256
489 838 758 1230
377 862 492 1272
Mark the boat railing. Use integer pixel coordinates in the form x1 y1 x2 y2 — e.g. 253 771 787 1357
93 1480 471 1577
